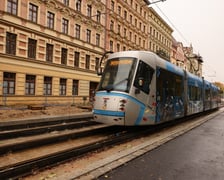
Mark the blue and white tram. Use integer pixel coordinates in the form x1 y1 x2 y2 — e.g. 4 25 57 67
93 51 220 126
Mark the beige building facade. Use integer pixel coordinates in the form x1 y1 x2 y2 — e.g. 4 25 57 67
105 0 150 52
0 0 106 105
0 0 174 106
148 7 173 61
171 37 185 69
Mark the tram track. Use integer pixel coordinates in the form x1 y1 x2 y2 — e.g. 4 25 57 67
0 109 221 179
0 121 99 140
0 122 148 179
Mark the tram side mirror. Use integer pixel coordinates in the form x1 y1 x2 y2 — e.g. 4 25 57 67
97 67 103 76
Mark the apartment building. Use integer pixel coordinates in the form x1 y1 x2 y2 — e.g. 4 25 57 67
148 7 173 60
105 0 150 52
0 0 174 106
0 0 106 105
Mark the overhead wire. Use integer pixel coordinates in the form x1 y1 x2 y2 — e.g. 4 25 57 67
153 3 191 46
151 2 217 80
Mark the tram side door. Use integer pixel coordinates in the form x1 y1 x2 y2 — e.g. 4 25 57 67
156 68 185 122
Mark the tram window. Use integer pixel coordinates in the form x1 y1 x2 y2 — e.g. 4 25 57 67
205 89 210 100
188 86 202 101
134 60 154 94
156 68 183 102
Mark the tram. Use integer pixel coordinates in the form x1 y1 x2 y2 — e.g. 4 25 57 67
93 51 220 126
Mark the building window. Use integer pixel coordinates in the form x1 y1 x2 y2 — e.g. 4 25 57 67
110 20 114 31
111 1 114 11
7 0 18 15
74 51 80 67
61 48 67 65
87 5 92 17
60 78 66 96
25 75 35 95
75 24 81 39
95 57 99 71
139 37 141 46
3 72 16 95
63 0 69 6
6 32 16 55
44 76 52 95
72 80 79 95
96 33 100 47
118 6 121 15
62 18 68 34
96 11 101 22
129 31 132 41
29 3 38 23
117 24 121 34
86 29 91 43
117 43 120 52
47 11 54 29
28 38 37 59
76 0 81 11
124 28 127 37
110 40 113 51
85 55 90 69
130 15 132 24
124 10 127 20
46 44 53 62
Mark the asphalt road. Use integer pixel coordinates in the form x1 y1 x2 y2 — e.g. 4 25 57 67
98 111 224 180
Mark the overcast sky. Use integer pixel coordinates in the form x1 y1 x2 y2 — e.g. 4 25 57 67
151 0 224 83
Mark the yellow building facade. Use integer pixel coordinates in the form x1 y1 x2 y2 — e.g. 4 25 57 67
148 7 173 60
105 0 150 52
0 0 106 105
0 0 173 106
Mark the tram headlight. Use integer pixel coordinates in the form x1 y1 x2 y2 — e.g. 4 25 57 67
119 99 127 111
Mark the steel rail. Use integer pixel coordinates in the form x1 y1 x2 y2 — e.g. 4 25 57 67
0 109 219 179
0 114 92 131
0 124 113 155
0 121 98 140
0 126 152 179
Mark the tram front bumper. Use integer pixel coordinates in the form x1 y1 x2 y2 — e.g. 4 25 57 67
93 109 125 125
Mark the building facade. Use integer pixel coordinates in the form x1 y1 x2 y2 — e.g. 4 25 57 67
105 0 150 52
171 37 185 69
0 0 106 105
148 7 173 61
0 0 175 106
183 45 203 77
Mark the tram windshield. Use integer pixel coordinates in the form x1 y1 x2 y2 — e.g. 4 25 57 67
98 58 136 92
